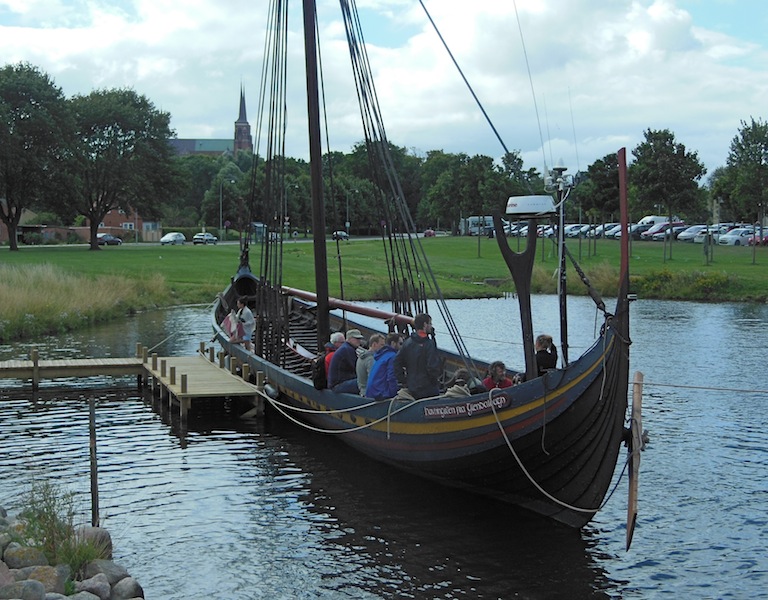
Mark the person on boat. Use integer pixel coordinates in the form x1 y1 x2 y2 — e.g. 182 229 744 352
234 297 255 351
325 331 345 376
394 313 441 399
365 333 403 400
328 329 365 394
535 334 558 376
482 361 515 390
356 333 385 396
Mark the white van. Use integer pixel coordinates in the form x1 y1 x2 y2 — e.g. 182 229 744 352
638 215 670 226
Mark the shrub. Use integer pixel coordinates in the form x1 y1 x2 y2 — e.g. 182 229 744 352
16 480 108 580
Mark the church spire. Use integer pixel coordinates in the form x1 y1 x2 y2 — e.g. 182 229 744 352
234 85 253 153
236 84 248 123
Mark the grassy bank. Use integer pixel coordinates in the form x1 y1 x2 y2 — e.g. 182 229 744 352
1 237 766 341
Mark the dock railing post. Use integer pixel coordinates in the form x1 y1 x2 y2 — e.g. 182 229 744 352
230 357 238 375
218 351 225 369
135 342 142 358
199 341 205 354
31 348 39 391
170 366 176 385
152 353 158 370
208 347 215 362
242 363 250 382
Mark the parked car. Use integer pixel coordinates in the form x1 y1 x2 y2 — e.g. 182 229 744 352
423 228 435 238
193 232 218 245
562 224 586 238
676 225 708 242
693 224 728 244
604 224 624 239
96 233 122 246
651 225 688 241
718 227 754 246
748 232 768 246
332 231 349 240
160 232 186 245
640 222 685 241
588 223 620 238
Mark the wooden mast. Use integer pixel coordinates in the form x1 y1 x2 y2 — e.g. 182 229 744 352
302 0 330 347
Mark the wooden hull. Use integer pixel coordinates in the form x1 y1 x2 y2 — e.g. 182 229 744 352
213 270 630 528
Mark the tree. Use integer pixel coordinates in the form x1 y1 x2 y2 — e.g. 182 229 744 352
631 129 706 217
723 118 768 223
631 129 706 257
61 89 179 249
0 63 73 251
577 153 620 222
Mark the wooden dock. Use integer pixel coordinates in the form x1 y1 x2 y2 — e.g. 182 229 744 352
0 343 267 424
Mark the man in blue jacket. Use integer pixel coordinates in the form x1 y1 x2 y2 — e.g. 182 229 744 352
393 313 442 399
365 333 403 399
328 329 365 393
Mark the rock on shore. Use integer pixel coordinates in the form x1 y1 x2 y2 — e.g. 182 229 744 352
0 506 144 600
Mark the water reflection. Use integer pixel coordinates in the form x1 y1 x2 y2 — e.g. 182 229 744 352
1 298 767 598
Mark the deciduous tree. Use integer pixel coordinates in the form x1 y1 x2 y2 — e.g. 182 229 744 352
0 63 73 251
62 88 179 249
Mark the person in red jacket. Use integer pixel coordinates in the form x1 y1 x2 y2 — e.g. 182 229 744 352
482 361 515 390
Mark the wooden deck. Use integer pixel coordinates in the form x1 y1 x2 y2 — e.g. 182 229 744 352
0 356 145 381
0 343 267 424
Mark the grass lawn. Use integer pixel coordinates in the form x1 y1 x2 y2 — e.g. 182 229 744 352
2 235 768 303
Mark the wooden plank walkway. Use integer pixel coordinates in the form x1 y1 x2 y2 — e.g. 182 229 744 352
0 345 267 424
0 357 144 381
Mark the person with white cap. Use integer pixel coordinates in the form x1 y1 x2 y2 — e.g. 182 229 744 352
328 328 365 393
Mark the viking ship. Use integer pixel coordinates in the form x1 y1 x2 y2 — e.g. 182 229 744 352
212 0 643 537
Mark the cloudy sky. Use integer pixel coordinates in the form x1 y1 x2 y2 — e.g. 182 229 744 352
2 0 766 182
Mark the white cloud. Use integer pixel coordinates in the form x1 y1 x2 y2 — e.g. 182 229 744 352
1 0 766 179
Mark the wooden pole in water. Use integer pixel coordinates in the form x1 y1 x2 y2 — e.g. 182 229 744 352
31 348 39 391
89 397 100 527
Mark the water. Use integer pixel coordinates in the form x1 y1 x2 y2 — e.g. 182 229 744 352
1 298 766 599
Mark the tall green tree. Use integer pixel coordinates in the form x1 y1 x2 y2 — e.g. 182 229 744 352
723 117 768 222
631 129 706 257
577 153 620 222
62 88 179 249
0 63 73 251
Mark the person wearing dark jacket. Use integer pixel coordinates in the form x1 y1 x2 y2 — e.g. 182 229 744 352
535 334 558 376
394 313 442 399
328 329 365 393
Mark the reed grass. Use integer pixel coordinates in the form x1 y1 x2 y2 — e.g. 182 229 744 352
0 264 169 341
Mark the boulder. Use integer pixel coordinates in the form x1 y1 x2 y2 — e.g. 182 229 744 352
110 576 144 600
25 565 70 595
0 533 12 556
110 577 144 600
67 592 102 600
3 543 48 569
83 560 128 586
0 579 46 600
75 572 110 600
76 528 112 560
0 562 12 588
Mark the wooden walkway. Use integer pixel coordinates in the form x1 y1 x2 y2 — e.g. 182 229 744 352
0 343 267 424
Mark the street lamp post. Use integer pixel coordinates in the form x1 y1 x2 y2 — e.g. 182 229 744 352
219 179 234 240
345 189 357 237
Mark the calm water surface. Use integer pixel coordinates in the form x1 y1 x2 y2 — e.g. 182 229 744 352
0 298 766 599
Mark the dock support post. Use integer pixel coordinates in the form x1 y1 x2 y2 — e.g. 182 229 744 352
181 374 188 394
242 363 250 382
208 347 215 362
199 341 205 354
142 346 148 364
170 366 176 385
31 348 39 392
152 353 158 370
218 351 225 369
230 356 238 375
135 342 142 358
